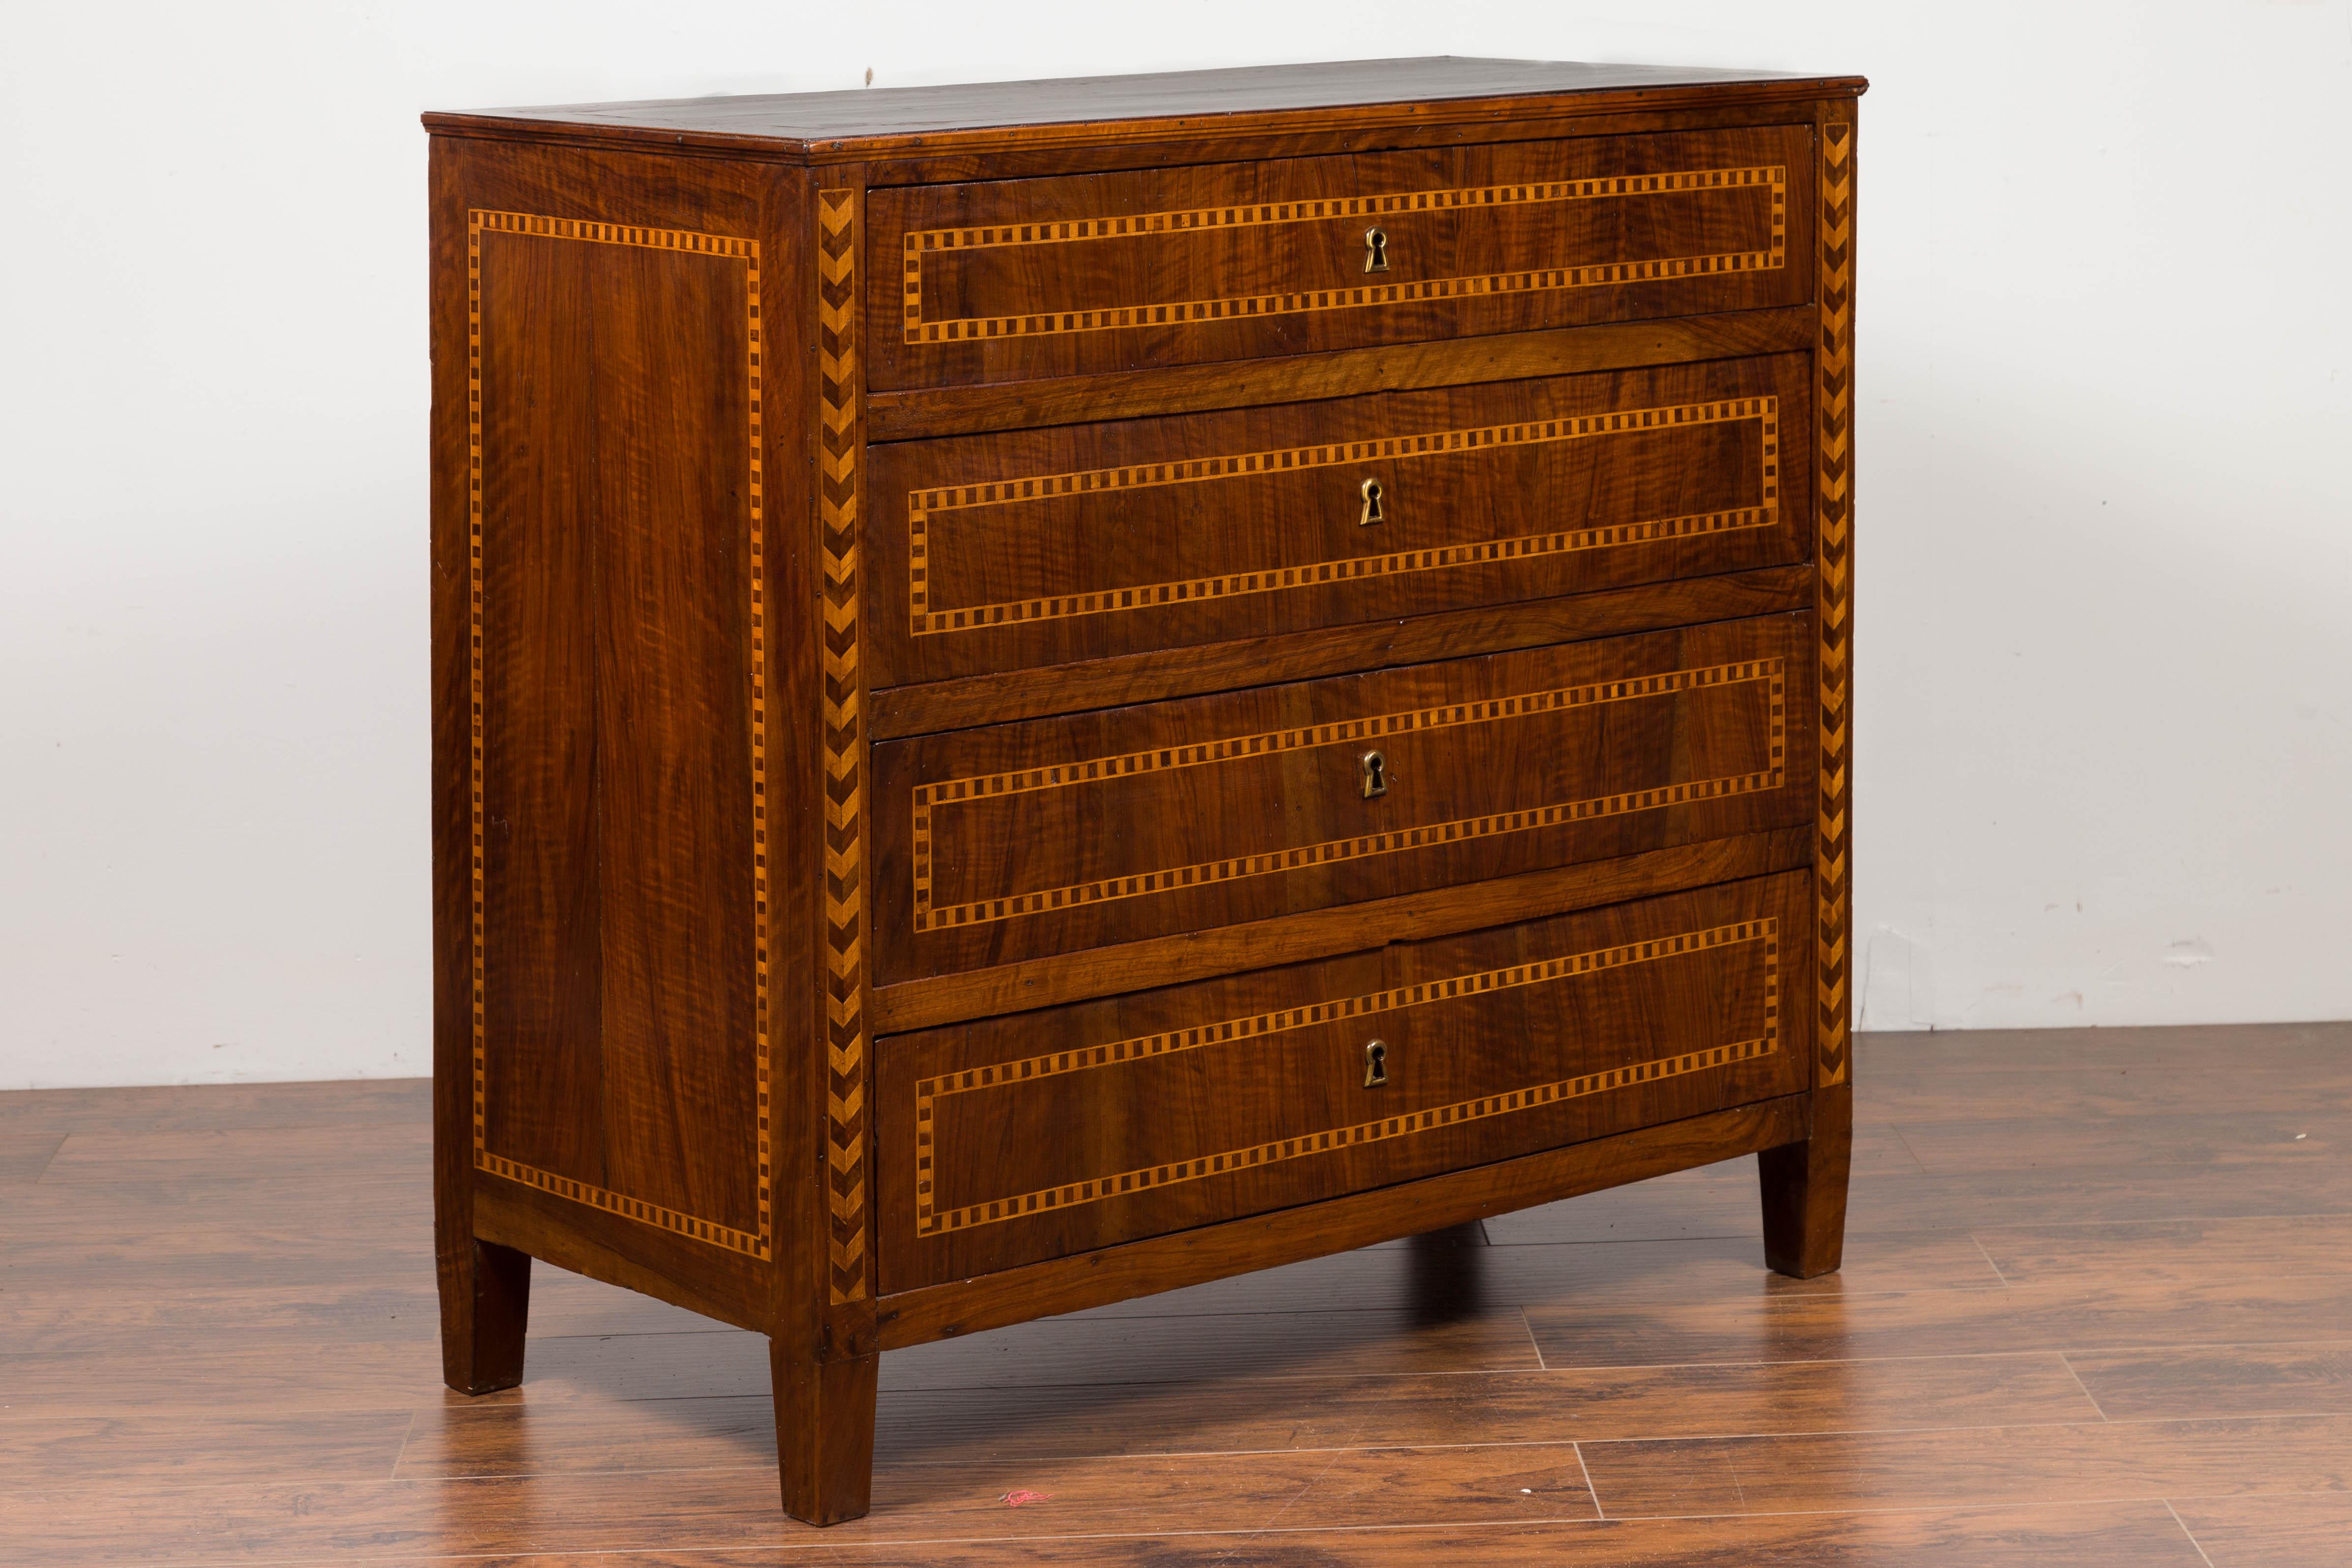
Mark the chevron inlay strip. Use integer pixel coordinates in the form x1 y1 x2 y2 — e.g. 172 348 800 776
914 918 1781 1235
902 164 1786 344
908 398 1780 636
1816 117 1855 1088
466 209 770 1261
818 188 870 1303
910 661 1786 932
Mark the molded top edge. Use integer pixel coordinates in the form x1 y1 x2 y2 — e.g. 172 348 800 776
422 56 1868 161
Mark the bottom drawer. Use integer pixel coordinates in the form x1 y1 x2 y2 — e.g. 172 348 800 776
877 869 1812 1291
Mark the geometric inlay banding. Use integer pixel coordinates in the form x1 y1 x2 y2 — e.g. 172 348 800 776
902 164 1786 344
914 917 1781 1235
818 187 871 1303
467 208 770 1260
911 658 1787 933
1815 118 1857 1088
908 397 1780 637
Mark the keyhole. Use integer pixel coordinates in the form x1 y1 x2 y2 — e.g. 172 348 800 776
1360 749 1388 799
1359 476 1386 527
1363 226 1389 273
1364 1039 1389 1087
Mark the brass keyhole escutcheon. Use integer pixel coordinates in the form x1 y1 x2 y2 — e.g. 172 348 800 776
1360 749 1388 799
1363 226 1389 273
1364 1039 1389 1087
1359 476 1386 527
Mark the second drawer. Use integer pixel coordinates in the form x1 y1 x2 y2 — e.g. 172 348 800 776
871 611 1814 983
866 353 1810 685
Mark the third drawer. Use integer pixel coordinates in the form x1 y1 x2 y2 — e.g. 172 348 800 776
871 610 1815 984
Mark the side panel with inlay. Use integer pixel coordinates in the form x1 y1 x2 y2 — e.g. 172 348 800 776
876 871 1811 1289
469 207 770 1256
864 353 1810 683
869 613 1814 982
867 124 1814 389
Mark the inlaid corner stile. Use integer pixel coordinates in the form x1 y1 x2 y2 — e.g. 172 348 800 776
818 187 871 1304
1815 115 1855 1087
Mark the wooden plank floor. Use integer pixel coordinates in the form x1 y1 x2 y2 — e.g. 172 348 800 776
4 1024 2351 1565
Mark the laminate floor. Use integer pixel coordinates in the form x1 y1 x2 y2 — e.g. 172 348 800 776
4 1024 2350 1565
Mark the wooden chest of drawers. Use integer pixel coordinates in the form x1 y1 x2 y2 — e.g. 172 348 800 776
425 57 1863 1526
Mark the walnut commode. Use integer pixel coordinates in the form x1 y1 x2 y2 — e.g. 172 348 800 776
425 57 1864 1525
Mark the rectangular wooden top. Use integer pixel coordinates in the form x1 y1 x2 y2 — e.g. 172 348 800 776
422 56 1866 164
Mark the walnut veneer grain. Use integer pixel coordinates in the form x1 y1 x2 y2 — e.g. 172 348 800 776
424 56 1864 1525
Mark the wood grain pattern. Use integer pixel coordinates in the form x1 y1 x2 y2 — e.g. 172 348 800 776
0 1487 2217 1567
1977 1214 2352 1287
1522 1269 2352 1371
875 615 1812 981
906 398 1776 637
869 126 1811 388
22 1019 2352 1562
2067 1342 2352 1422
884 876 1806 1287
421 63 1864 1530
864 304 1817 441
435 1505 2211 1567
425 56 1866 164
912 656 1784 936
865 354 1808 683
467 207 769 1258
1901 1110 2345 1175
1579 1413 2352 1518
897 162 1786 344
2171 1493 2352 1568
868 563 1817 740
874 826 1809 1035
392 1353 2087 1474
872 1096 1812 1348
0 1132 63 1183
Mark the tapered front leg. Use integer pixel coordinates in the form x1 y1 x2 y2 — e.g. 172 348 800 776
438 1235 532 1393
772 1336 880 1526
1758 1083 1853 1279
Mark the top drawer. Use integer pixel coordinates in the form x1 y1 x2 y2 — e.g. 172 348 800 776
868 125 1814 390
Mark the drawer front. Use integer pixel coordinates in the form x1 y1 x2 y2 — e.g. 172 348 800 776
879 871 1812 1290
871 613 1813 983
869 125 1814 390
866 354 1809 685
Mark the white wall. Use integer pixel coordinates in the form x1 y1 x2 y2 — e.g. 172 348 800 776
3 1 2347 1089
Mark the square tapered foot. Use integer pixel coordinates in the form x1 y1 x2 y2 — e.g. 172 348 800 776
438 1236 532 1394
1759 1084 1853 1279
772 1337 879 1526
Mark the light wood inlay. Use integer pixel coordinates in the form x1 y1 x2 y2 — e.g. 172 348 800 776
818 187 869 1303
427 64 1868 1534
910 658 1787 933
1815 115 1855 1088
913 918 1780 1235
901 164 1787 344
907 396 1779 637
466 207 771 1261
